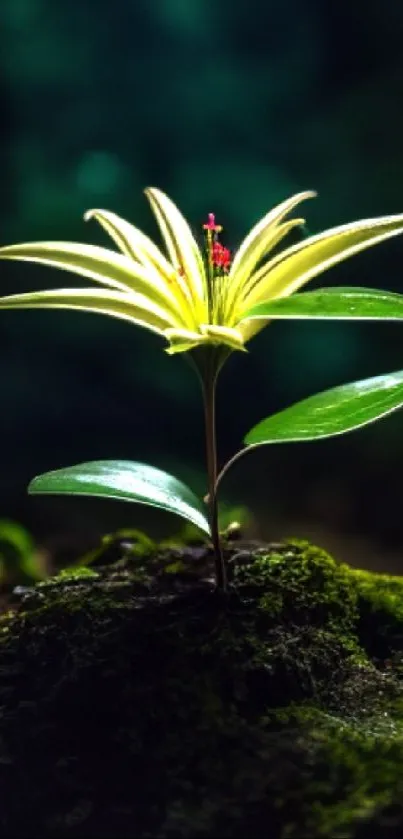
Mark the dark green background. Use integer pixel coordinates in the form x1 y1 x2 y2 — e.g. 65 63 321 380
1 0 403 570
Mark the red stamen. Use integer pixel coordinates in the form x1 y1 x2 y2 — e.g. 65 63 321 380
212 241 231 271
203 213 222 233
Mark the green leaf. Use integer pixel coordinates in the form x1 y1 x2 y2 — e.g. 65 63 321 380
244 370 403 445
244 287 403 321
0 519 42 581
28 460 210 536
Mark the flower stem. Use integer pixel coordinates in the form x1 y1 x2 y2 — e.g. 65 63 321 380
202 371 227 592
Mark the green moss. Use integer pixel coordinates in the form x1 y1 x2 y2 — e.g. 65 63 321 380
263 702 403 838
233 540 363 662
235 540 357 620
1 539 403 837
163 559 187 574
38 565 101 585
328 565 403 666
352 567 403 621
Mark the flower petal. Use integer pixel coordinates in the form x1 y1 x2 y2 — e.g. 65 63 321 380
243 213 403 309
226 192 316 305
84 208 195 328
145 188 207 317
0 241 187 326
237 219 304 302
199 324 246 351
84 208 173 274
229 219 306 337
227 218 306 326
238 317 268 343
0 287 176 335
164 327 208 355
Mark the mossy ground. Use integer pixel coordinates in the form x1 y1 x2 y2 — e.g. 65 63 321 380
1 538 403 837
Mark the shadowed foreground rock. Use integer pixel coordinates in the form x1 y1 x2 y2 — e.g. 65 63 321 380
1 539 403 838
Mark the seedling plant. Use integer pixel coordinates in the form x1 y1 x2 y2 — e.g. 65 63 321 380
2 188 403 589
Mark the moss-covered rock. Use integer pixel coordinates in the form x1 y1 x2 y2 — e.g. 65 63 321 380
1 539 403 837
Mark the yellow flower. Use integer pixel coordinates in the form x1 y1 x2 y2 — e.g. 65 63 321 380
1 187 403 355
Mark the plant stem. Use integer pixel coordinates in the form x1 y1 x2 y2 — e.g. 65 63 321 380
202 371 227 592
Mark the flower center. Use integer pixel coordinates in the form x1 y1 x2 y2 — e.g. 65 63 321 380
211 241 231 271
202 213 231 322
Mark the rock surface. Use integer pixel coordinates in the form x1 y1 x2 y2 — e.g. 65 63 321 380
1 538 403 838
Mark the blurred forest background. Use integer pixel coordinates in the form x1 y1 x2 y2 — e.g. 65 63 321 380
1 0 403 578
